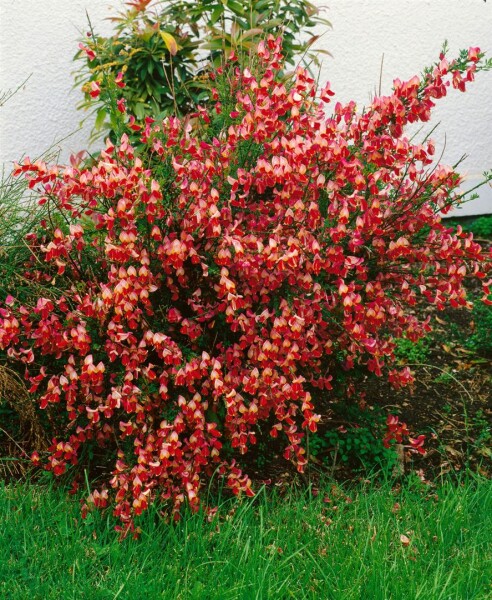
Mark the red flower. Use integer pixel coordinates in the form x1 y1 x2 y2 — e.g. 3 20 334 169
89 81 101 98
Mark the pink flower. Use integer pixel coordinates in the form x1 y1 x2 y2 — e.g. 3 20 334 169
78 42 96 61
467 47 481 63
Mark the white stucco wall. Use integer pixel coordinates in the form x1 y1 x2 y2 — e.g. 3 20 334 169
1 0 491 215
0 1 113 164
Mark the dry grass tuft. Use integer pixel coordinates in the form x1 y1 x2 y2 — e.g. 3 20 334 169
0 364 47 479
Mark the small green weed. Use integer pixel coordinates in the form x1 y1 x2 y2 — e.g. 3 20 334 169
394 336 430 364
470 409 492 454
433 370 455 386
468 299 492 355
306 406 399 473
437 293 492 356
441 401 453 414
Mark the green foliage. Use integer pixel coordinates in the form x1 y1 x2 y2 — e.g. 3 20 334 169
467 298 492 355
76 9 200 135
467 215 492 238
469 409 491 458
307 406 399 472
2 477 492 598
393 336 430 365
443 214 492 239
75 0 329 140
439 292 492 356
433 370 454 385
162 0 327 66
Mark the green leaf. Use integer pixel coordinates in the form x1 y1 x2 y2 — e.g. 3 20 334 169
159 31 179 56
141 26 155 43
94 108 107 131
134 103 146 120
227 0 246 16
209 5 224 25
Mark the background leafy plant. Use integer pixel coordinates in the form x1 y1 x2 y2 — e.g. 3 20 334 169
74 0 329 140
467 297 492 355
444 214 492 239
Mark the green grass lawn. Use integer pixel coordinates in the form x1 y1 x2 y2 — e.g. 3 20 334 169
1 475 491 599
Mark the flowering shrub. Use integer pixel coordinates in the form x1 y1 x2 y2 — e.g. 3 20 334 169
1 38 491 535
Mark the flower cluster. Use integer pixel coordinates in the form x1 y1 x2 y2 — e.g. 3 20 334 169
383 415 426 455
1 38 491 534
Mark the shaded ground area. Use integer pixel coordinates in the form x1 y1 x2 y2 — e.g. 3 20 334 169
238 272 492 488
364 333 491 480
357 242 492 481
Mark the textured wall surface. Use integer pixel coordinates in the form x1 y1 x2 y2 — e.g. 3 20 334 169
0 1 112 164
1 0 491 215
